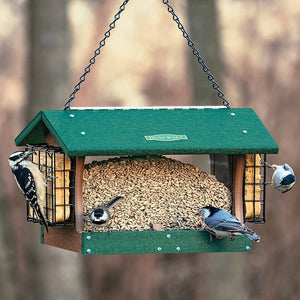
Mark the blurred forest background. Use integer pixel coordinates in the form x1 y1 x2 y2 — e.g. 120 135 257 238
0 0 299 299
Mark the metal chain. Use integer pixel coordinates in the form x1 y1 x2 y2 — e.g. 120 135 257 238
64 0 231 109
162 0 231 109
64 0 130 110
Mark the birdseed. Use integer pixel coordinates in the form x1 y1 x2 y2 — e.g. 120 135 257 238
82 156 232 232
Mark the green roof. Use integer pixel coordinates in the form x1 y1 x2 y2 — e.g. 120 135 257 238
15 107 278 157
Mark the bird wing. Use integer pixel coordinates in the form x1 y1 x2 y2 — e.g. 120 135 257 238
13 166 36 199
205 211 247 233
13 166 48 231
215 218 247 233
280 174 296 186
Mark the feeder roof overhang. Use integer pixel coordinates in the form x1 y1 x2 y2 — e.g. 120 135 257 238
15 107 279 157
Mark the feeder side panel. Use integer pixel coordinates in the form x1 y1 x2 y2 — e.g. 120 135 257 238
81 231 252 255
232 155 246 221
42 226 81 253
45 132 60 147
75 157 85 232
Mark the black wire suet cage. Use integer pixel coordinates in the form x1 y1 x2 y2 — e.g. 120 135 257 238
243 154 267 223
25 144 75 227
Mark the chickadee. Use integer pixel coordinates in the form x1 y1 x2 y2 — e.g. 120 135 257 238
196 206 260 242
268 163 296 193
90 196 124 225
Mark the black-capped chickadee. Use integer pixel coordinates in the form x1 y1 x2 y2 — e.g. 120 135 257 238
196 205 260 242
90 196 124 226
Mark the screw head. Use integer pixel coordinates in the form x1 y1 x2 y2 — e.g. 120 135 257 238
86 249 91 254
176 247 181 252
243 130 248 134
166 234 171 239
86 235 91 240
231 113 236 116
157 247 162 252
69 114 74 118
245 246 251 251
81 131 86 135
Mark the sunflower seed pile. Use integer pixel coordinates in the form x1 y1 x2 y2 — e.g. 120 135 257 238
82 156 232 232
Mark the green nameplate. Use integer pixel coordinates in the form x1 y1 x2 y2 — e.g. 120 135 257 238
145 134 188 142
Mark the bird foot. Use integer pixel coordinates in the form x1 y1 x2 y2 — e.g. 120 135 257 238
107 226 112 235
261 160 272 168
204 227 215 242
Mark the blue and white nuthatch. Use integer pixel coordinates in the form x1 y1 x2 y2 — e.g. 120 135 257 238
196 206 260 242
269 163 296 193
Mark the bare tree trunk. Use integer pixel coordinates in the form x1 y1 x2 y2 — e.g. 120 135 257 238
23 1 86 299
188 1 248 300
0 0 34 298
27 0 70 119
188 0 223 107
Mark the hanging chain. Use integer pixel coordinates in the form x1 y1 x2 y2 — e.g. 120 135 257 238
64 0 130 110
64 0 231 109
162 0 231 109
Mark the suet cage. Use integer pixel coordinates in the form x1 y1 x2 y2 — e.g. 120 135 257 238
14 107 278 254
243 153 267 223
25 144 76 227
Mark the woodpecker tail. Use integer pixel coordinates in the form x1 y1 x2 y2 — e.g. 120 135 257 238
106 196 124 209
31 202 49 233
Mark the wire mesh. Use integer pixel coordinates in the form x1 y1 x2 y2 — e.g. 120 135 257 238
243 154 267 223
25 145 75 227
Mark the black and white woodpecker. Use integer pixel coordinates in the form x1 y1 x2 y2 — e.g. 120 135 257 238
8 150 48 232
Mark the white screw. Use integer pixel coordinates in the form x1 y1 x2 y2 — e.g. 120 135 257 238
231 113 236 116
86 249 91 254
69 114 74 118
166 234 171 239
86 236 91 240
157 247 162 252
243 130 248 134
81 131 86 135
176 247 181 252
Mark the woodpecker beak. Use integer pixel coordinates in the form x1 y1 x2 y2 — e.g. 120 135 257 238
23 151 35 160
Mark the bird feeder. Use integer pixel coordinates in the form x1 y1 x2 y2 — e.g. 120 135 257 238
14 106 278 254
12 0 280 254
